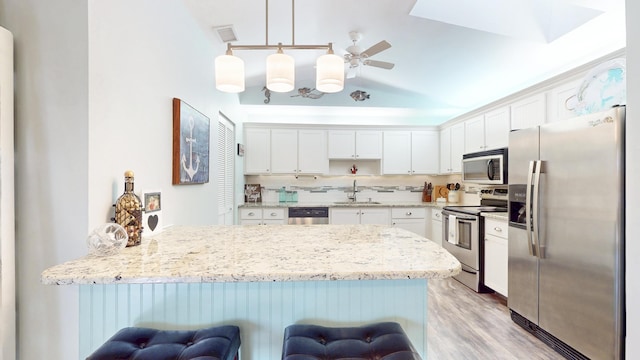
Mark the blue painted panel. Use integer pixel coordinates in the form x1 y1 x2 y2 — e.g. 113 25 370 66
80 279 428 359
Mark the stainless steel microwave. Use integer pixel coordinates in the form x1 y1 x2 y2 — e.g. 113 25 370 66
461 148 508 184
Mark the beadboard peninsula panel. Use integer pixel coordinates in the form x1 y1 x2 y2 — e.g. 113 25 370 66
80 279 427 359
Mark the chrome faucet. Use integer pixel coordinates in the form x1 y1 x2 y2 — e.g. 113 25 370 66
348 179 358 202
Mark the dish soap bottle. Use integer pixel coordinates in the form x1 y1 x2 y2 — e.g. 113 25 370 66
114 170 143 246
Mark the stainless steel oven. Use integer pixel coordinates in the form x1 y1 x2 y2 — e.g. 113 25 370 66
442 188 508 292
442 210 483 291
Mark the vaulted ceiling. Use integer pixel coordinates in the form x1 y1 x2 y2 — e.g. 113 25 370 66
184 0 625 124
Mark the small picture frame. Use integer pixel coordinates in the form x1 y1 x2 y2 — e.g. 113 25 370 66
237 143 245 157
144 192 161 212
142 190 163 235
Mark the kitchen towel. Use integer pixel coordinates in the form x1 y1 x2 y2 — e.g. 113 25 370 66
448 215 458 245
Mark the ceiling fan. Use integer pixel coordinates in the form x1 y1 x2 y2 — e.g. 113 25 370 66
343 31 395 79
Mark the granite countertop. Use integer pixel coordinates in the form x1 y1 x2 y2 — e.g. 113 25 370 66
240 201 448 209
481 212 509 221
41 225 461 285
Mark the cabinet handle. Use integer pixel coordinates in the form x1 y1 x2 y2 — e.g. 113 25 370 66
406 212 412 216
270 212 277 217
494 227 503 232
248 212 255 216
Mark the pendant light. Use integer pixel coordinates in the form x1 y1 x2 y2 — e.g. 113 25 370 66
315 45 344 93
266 44 295 93
215 45 245 93
214 0 345 94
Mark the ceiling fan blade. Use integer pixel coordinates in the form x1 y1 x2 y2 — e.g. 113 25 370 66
361 40 391 57
364 59 395 70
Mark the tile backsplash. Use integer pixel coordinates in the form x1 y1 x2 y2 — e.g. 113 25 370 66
244 174 482 205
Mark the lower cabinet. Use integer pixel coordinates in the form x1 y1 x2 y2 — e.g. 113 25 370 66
484 217 508 296
330 208 390 225
239 208 287 225
431 209 443 247
391 208 427 237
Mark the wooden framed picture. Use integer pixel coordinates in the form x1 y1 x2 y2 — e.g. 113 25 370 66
172 98 210 185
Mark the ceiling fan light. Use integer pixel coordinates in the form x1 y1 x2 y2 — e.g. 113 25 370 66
266 52 295 93
316 53 344 93
215 54 245 93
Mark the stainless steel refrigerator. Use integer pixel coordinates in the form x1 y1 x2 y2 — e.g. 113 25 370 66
508 106 625 360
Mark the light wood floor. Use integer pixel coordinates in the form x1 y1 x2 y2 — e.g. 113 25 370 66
427 278 565 360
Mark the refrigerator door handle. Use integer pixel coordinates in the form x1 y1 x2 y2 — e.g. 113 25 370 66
526 161 535 256
533 160 543 259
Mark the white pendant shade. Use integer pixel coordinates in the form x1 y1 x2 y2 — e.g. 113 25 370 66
266 52 295 93
215 54 245 93
316 53 345 93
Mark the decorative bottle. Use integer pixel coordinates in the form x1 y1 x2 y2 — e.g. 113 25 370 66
114 170 143 246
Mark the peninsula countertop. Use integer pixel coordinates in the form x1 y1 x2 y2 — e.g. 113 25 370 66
42 224 461 285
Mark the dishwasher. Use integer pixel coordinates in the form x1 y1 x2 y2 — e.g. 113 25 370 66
287 207 329 225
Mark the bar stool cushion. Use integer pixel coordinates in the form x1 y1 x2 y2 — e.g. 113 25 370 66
86 325 241 360
282 322 421 360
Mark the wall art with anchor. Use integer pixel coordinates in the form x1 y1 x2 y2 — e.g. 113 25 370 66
172 98 210 185
142 190 162 236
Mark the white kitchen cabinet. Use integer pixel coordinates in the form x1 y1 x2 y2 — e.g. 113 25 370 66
330 207 390 225
547 78 581 123
391 207 427 237
328 130 382 160
484 217 508 296
464 107 510 154
383 131 438 175
244 128 271 174
439 123 464 174
511 93 546 130
431 209 443 246
239 208 287 225
271 128 328 175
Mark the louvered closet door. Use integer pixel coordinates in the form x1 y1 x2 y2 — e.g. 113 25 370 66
217 114 235 225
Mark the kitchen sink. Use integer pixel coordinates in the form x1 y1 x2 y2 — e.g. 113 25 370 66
333 201 382 205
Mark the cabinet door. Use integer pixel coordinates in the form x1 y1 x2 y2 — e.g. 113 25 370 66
298 129 328 174
411 131 439 174
330 208 360 224
511 93 546 130
450 123 465 173
244 128 271 174
439 127 451 173
382 131 411 175
484 106 511 150
392 218 426 237
431 211 443 246
270 129 298 174
485 234 508 296
464 115 485 153
327 130 356 159
355 131 382 159
548 78 581 123
360 208 390 225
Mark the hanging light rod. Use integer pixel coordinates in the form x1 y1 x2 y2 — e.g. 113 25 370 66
214 0 344 94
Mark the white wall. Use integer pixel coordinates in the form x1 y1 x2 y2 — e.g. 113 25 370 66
625 1 638 358
0 0 245 358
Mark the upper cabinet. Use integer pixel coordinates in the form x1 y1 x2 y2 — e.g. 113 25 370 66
244 128 271 174
383 130 438 175
270 128 328 175
511 93 546 130
464 106 511 154
328 130 382 159
547 78 581 123
440 123 464 174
